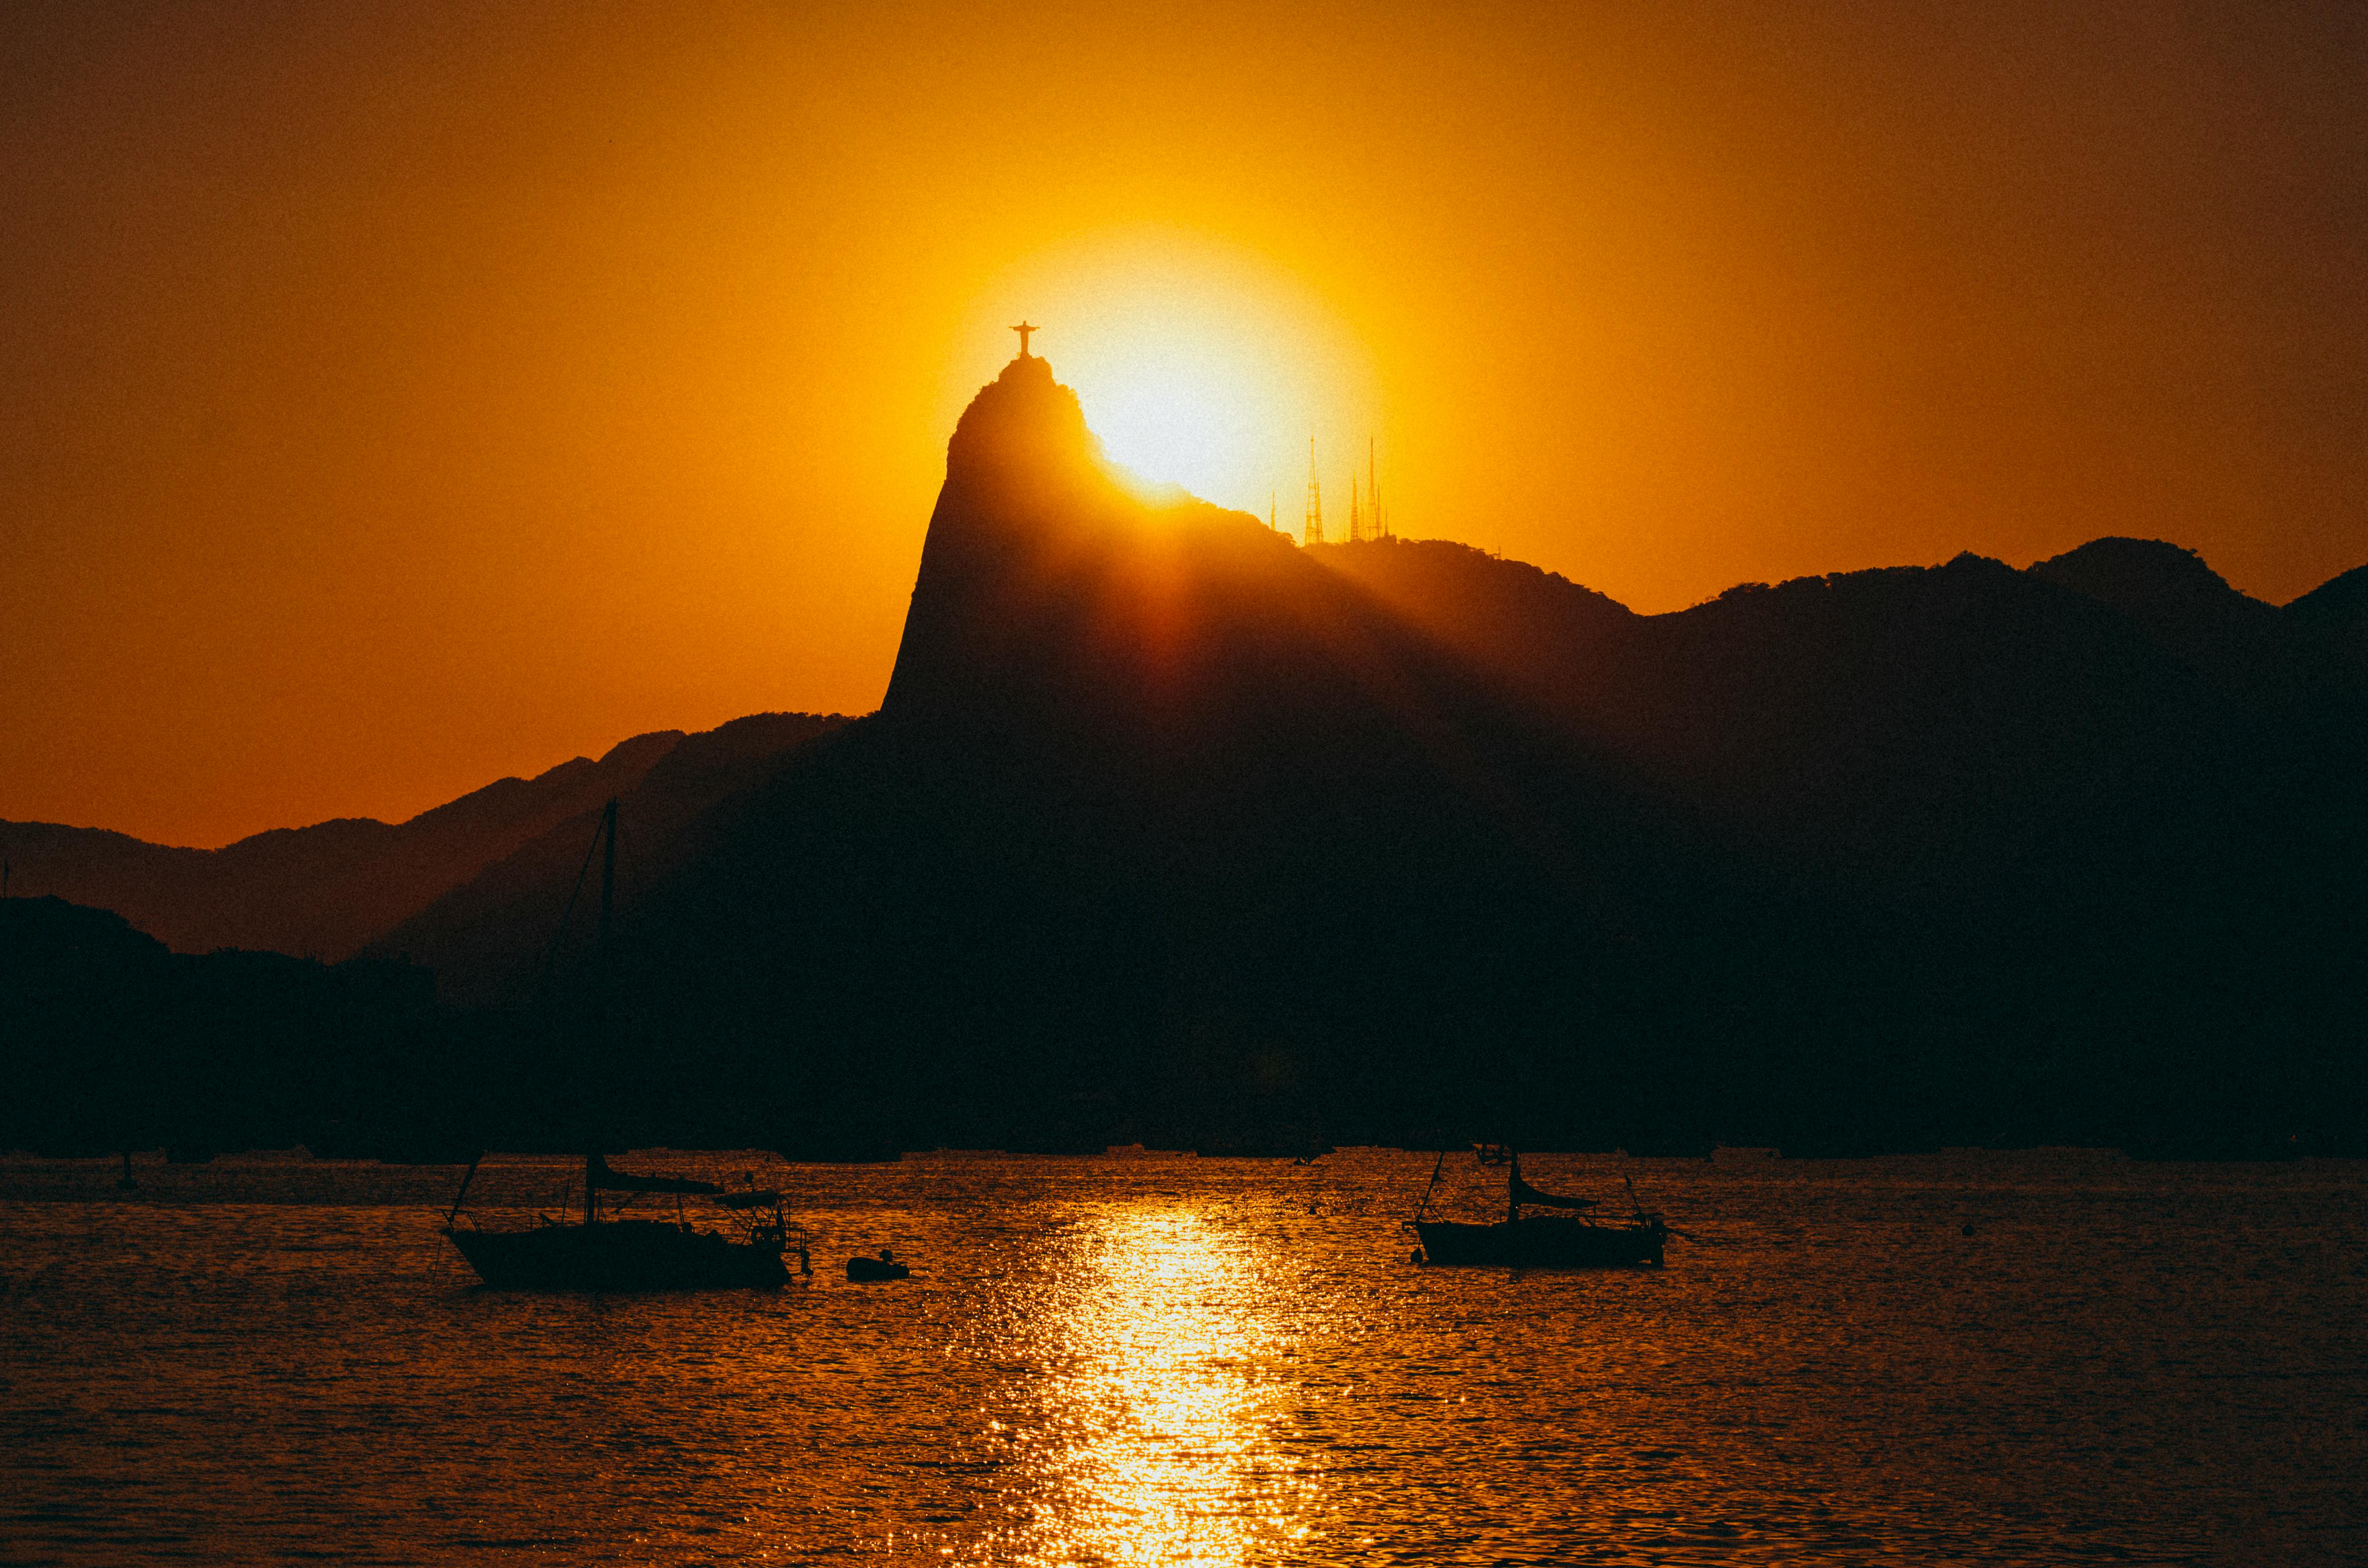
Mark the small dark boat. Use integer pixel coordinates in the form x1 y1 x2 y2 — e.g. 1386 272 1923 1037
444 1154 796 1290
1408 1147 1668 1268
846 1250 909 1281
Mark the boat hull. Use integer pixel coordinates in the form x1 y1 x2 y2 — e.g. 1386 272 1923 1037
447 1221 789 1289
1415 1216 1666 1268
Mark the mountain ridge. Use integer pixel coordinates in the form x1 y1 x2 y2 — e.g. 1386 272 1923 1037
7 354 2364 1157
0 730 687 959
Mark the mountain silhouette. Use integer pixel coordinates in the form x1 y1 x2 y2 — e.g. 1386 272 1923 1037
1 894 433 1158
0 731 685 959
553 357 2367 1154
2026 536 2314 695
2285 561 2368 629
574 354 1740 1151
8 353 2364 1158
363 711 847 1001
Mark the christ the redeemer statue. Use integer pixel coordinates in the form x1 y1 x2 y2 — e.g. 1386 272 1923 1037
1011 321 1038 358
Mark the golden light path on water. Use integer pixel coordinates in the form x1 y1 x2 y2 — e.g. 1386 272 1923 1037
1013 1210 1313 1565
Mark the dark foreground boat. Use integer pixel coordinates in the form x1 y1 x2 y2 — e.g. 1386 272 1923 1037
443 1153 798 1290
1409 1147 1669 1268
439 804 803 1289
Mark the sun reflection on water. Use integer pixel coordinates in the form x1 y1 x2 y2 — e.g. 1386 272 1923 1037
1026 1210 1311 1566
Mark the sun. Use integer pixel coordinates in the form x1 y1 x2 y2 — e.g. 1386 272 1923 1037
952 230 1379 518
1086 335 1270 503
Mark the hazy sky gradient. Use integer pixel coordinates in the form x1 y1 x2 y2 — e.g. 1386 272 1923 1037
4 1 2363 844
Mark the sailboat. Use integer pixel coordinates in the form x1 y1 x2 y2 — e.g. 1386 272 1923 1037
437 799 800 1289
1408 1146 1668 1267
442 1152 798 1289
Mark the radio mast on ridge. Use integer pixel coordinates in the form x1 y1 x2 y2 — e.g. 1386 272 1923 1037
1303 437 1324 546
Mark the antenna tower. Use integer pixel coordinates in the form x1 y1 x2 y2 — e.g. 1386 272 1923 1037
1368 437 1386 539
1349 474 1363 542
1303 437 1324 545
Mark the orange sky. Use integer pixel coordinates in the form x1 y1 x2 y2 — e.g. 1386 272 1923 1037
3 2 2363 847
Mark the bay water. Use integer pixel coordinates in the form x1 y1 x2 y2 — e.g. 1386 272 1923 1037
2 1149 2362 1565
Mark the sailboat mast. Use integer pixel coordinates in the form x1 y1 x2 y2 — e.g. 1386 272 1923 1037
597 798 618 956
588 796 619 1225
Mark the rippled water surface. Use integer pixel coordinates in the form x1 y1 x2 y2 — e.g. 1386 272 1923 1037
3 1150 2364 1565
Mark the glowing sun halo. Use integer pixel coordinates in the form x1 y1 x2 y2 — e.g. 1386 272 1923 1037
1088 339 1269 502
958 233 1379 519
